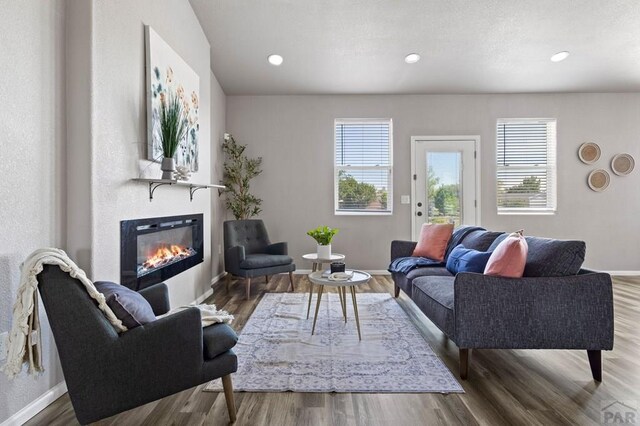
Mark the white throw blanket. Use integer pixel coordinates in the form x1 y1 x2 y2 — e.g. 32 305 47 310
1 248 127 379
159 304 234 326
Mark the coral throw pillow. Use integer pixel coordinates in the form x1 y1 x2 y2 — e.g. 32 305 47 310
412 223 454 262
484 230 528 278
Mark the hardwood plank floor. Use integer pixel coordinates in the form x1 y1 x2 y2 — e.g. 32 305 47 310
27 275 640 426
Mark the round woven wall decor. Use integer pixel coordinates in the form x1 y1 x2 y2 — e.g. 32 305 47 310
611 153 635 176
588 169 610 192
578 142 601 164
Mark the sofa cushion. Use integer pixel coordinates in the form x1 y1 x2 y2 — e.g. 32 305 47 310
459 230 504 252
487 234 586 277
94 281 156 329
522 237 586 277
484 231 528 278
446 245 493 274
412 223 454 261
203 323 238 359
411 276 455 336
240 254 292 269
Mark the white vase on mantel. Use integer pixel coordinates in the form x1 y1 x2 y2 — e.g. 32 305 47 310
317 244 331 260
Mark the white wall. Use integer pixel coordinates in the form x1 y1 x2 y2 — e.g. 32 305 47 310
0 1 66 423
210 70 227 277
226 94 640 272
84 0 217 306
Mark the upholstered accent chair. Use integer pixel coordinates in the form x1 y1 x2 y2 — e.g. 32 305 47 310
224 219 295 299
37 265 238 424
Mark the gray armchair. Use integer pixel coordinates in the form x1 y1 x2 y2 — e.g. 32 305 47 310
224 219 295 299
37 265 238 424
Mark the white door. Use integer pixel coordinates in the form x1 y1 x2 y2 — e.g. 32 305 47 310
411 137 479 240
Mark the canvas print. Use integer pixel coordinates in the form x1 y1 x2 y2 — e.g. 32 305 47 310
145 25 200 171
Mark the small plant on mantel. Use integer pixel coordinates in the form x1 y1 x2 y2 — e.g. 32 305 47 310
158 90 187 179
222 133 263 220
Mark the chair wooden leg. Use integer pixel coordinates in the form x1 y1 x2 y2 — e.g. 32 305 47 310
394 285 400 298
245 277 251 300
221 374 237 423
587 350 602 382
289 271 295 291
265 275 270 283
225 274 232 293
460 348 470 380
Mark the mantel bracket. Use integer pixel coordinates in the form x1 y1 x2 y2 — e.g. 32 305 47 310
148 181 173 201
189 185 207 202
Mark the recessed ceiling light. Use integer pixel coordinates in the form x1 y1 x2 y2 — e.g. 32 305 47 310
404 53 420 64
550 51 570 62
267 54 283 66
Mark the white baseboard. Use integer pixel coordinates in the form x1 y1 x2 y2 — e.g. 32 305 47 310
1 381 67 426
190 272 226 304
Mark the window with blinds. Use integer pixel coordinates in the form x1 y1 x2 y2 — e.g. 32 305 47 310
496 118 557 214
335 119 393 214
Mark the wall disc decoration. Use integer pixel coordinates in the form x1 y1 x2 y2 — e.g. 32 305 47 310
587 169 610 192
578 142 601 164
611 153 635 176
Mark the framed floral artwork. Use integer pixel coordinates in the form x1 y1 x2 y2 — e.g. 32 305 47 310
145 25 200 171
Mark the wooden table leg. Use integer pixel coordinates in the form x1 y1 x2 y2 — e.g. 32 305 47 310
350 287 362 341
306 282 314 319
337 286 347 321
342 287 347 322
311 285 324 335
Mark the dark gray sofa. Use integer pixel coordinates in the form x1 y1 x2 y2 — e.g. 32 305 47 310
391 228 614 381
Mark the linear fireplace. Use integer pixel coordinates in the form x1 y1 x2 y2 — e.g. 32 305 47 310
120 214 204 290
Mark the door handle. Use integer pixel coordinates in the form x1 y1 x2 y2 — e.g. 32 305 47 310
417 202 423 207
417 212 423 216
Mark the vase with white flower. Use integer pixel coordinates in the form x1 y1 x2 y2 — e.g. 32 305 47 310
307 226 339 259
158 90 187 180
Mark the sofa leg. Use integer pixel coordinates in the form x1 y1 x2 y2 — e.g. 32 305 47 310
289 271 295 291
265 275 270 283
587 350 602 382
460 348 470 380
394 285 400 298
246 277 251 300
221 374 237 423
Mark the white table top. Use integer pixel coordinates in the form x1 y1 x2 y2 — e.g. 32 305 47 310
308 270 371 287
302 253 346 262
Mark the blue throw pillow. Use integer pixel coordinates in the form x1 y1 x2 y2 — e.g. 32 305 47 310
446 244 492 275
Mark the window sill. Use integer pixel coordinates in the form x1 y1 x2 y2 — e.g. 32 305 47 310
497 210 556 216
335 211 393 216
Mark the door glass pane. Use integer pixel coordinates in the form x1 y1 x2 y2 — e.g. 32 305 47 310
426 152 462 226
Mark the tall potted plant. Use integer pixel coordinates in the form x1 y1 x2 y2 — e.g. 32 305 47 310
222 133 263 219
158 91 187 180
307 226 339 259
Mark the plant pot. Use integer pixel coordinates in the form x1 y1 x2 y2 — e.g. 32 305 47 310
317 244 331 260
161 157 176 180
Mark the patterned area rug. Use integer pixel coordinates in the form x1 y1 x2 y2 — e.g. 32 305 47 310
205 292 463 393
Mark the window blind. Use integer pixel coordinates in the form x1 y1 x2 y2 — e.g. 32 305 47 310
496 119 557 213
334 120 393 214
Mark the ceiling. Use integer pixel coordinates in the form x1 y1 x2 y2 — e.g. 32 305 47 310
190 0 640 95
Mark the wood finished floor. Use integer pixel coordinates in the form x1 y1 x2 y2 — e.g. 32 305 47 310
27 275 640 426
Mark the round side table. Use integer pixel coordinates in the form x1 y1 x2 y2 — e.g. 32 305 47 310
308 270 371 340
301 253 346 273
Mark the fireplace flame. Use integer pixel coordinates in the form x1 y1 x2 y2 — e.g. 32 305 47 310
142 244 194 271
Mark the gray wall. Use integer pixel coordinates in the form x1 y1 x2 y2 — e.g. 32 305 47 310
0 0 66 422
226 94 640 271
